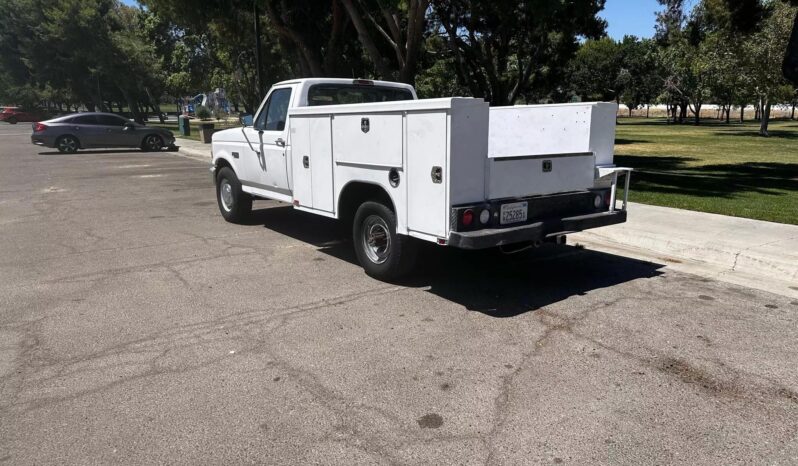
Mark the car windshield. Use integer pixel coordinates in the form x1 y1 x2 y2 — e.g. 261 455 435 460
307 84 413 106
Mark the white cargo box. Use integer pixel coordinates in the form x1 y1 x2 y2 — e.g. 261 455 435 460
289 97 489 239
486 103 617 199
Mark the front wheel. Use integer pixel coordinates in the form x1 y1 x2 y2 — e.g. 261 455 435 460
7 116 17 124
215 167 252 223
353 201 417 281
141 134 163 152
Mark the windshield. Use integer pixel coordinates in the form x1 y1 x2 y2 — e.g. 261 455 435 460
307 84 414 106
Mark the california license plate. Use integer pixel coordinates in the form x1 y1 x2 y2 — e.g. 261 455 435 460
500 201 528 225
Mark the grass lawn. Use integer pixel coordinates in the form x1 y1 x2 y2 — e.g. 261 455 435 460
614 118 798 225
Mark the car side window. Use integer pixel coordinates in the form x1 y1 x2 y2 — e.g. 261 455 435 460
254 88 292 132
73 115 98 125
96 115 126 126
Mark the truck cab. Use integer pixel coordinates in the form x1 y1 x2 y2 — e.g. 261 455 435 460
211 78 630 280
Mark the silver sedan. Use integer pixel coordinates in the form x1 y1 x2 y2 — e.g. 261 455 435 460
31 112 176 153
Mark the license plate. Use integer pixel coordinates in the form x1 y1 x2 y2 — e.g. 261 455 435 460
500 201 528 225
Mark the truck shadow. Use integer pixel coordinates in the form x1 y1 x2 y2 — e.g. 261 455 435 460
248 204 665 318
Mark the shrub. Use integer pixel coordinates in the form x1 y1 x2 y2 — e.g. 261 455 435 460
195 105 212 120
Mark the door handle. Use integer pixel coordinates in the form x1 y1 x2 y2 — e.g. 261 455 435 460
275 138 285 147
302 156 309 168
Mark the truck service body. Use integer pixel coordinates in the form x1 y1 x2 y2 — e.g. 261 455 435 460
211 78 631 279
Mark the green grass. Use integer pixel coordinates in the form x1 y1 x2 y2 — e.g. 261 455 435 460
614 118 798 225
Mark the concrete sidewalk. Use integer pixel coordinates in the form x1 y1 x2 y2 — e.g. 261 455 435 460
174 136 211 163
573 203 798 298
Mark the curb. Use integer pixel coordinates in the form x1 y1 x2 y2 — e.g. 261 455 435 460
572 203 798 299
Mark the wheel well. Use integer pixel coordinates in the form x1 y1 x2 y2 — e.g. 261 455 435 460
338 182 395 224
213 158 233 178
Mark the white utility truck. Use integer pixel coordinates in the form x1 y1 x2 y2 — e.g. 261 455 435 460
211 78 631 280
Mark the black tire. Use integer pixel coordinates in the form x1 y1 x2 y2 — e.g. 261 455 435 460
215 167 252 223
352 201 417 281
141 134 163 152
56 135 79 154
7 116 17 124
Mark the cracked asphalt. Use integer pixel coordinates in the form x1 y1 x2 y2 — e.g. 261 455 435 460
1 123 797 465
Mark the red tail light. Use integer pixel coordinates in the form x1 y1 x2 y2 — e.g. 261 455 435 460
462 209 474 226
604 190 612 206
33 122 47 132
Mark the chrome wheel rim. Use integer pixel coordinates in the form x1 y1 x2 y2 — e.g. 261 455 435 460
59 137 76 152
146 135 161 151
220 179 234 212
362 215 391 264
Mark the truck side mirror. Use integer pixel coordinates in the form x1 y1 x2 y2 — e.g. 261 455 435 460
240 114 253 127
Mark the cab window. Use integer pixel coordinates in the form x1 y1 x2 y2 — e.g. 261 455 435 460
308 84 413 106
254 88 292 131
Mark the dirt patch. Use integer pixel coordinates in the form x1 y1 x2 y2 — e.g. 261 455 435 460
417 413 443 429
656 357 740 397
776 388 798 403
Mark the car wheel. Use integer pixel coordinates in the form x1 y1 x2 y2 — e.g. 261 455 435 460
352 201 417 281
56 135 79 154
141 134 163 152
7 116 17 124
215 167 252 224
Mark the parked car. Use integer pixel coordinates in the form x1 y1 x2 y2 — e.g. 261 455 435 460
1 107 43 124
30 112 176 153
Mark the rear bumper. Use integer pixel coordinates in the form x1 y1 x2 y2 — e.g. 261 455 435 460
448 210 627 250
31 135 56 147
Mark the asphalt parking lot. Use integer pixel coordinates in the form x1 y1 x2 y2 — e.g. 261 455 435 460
1 123 797 465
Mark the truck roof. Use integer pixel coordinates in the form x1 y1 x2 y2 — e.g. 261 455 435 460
272 77 415 92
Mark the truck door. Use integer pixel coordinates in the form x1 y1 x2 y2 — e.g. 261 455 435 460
245 86 293 192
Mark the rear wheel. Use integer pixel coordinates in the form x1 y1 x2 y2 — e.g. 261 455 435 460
353 201 416 281
7 116 17 124
56 135 79 154
215 167 252 223
141 134 163 152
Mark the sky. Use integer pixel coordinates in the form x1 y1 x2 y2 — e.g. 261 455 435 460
121 0 677 42
599 0 661 40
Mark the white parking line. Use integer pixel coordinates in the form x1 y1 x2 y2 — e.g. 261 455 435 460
0 133 32 136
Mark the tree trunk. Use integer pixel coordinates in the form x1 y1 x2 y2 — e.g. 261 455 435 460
646 105 650 118
792 102 796 120
628 106 633 117
740 106 745 122
690 102 702 126
759 99 772 136
725 106 730 124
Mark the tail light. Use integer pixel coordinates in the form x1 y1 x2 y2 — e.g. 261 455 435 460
604 190 612 207
33 122 47 132
462 209 474 226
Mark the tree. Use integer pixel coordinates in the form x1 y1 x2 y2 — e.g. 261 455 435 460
569 38 622 103
431 0 606 106
655 0 686 44
338 0 430 83
747 0 795 135
617 37 663 116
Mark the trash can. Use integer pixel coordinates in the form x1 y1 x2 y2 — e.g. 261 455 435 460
178 115 191 136
199 123 215 144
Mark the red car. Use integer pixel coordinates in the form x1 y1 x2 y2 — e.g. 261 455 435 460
0 107 42 124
